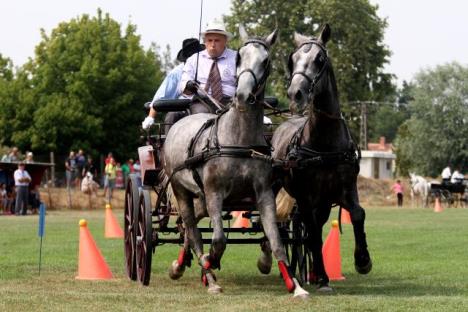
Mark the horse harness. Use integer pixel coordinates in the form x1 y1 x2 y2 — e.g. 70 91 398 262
283 118 361 170
288 39 329 97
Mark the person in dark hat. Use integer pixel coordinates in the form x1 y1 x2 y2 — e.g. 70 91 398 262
142 38 205 130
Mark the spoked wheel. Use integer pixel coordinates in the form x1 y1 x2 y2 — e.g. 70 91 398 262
136 189 153 286
124 174 140 281
285 207 312 285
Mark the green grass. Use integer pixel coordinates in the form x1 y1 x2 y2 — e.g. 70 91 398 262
1 207 468 311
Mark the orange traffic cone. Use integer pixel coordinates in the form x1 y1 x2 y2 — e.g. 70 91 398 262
322 220 345 281
232 211 250 228
340 208 352 224
434 197 443 213
105 204 124 238
76 219 113 280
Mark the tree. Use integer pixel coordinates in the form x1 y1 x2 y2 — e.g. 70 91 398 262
395 62 468 176
1 9 164 159
367 82 413 143
224 0 395 137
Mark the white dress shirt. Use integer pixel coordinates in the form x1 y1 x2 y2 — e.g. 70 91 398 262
180 48 237 97
14 169 31 186
441 167 451 179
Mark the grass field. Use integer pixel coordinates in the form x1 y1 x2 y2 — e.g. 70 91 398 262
1 206 468 311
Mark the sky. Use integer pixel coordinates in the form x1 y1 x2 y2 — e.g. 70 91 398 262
1 0 467 85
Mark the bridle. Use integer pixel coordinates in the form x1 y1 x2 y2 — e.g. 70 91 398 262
289 40 329 98
236 39 271 104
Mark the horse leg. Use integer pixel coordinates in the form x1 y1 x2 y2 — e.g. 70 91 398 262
256 180 286 275
204 190 226 270
170 187 221 293
304 200 333 292
343 189 372 274
168 188 195 280
256 188 309 298
169 230 192 280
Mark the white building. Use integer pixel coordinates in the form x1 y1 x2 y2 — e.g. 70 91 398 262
359 137 396 179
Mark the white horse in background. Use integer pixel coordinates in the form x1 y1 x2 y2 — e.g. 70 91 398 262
409 173 430 207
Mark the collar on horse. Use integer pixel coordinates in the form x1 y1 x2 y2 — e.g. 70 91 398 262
284 118 361 169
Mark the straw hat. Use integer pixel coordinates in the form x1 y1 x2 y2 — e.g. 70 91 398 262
201 19 232 40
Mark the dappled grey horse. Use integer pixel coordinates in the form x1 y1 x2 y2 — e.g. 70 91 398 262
268 24 372 291
163 26 308 297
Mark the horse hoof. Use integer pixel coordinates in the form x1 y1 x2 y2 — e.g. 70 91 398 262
257 257 272 275
355 258 372 274
317 285 334 293
168 260 185 280
208 284 223 294
293 287 309 299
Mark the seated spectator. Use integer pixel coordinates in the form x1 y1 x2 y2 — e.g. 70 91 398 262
1 183 10 214
25 151 34 163
1 147 19 162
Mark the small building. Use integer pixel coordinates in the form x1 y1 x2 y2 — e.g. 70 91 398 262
359 137 396 179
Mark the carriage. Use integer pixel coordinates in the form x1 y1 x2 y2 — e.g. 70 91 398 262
123 25 372 296
429 181 466 207
123 96 312 287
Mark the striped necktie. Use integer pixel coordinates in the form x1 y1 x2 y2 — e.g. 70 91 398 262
205 58 223 102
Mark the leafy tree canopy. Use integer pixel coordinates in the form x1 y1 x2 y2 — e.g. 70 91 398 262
224 0 395 116
0 9 164 159
395 62 468 176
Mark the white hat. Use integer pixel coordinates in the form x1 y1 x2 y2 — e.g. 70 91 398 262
202 19 232 40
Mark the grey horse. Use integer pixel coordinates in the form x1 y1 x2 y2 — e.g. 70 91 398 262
163 26 308 298
267 24 372 291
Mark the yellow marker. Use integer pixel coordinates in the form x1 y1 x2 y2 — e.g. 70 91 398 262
79 219 87 227
331 220 339 228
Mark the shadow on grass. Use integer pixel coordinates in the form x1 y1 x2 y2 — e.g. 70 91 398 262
224 272 466 297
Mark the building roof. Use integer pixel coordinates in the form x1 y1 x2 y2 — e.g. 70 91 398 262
367 136 394 152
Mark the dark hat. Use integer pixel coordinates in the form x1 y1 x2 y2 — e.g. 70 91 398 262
177 38 205 62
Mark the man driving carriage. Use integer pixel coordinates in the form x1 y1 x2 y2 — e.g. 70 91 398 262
142 20 237 130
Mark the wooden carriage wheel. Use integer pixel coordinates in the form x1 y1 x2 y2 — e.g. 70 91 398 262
136 189 153 286
124 174 140 281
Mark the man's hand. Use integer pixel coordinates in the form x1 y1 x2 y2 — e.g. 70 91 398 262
185 80 199 94
142 116 155 130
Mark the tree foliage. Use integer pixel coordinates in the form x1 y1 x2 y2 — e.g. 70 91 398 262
0 10 164 159
224 0 395 131
395 62 468 176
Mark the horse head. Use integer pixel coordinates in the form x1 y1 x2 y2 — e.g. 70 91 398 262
287 24 333 114
235 25 277 110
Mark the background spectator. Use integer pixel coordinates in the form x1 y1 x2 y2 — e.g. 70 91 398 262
75 149 86 187
102 152 113 197
65 151 76 189
14 162 31 215
25 151 34 163
104 157 117 203
115 162 124 189
83 156 97 178
0 183 12 214
392 179 404 207
121 160 130 189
